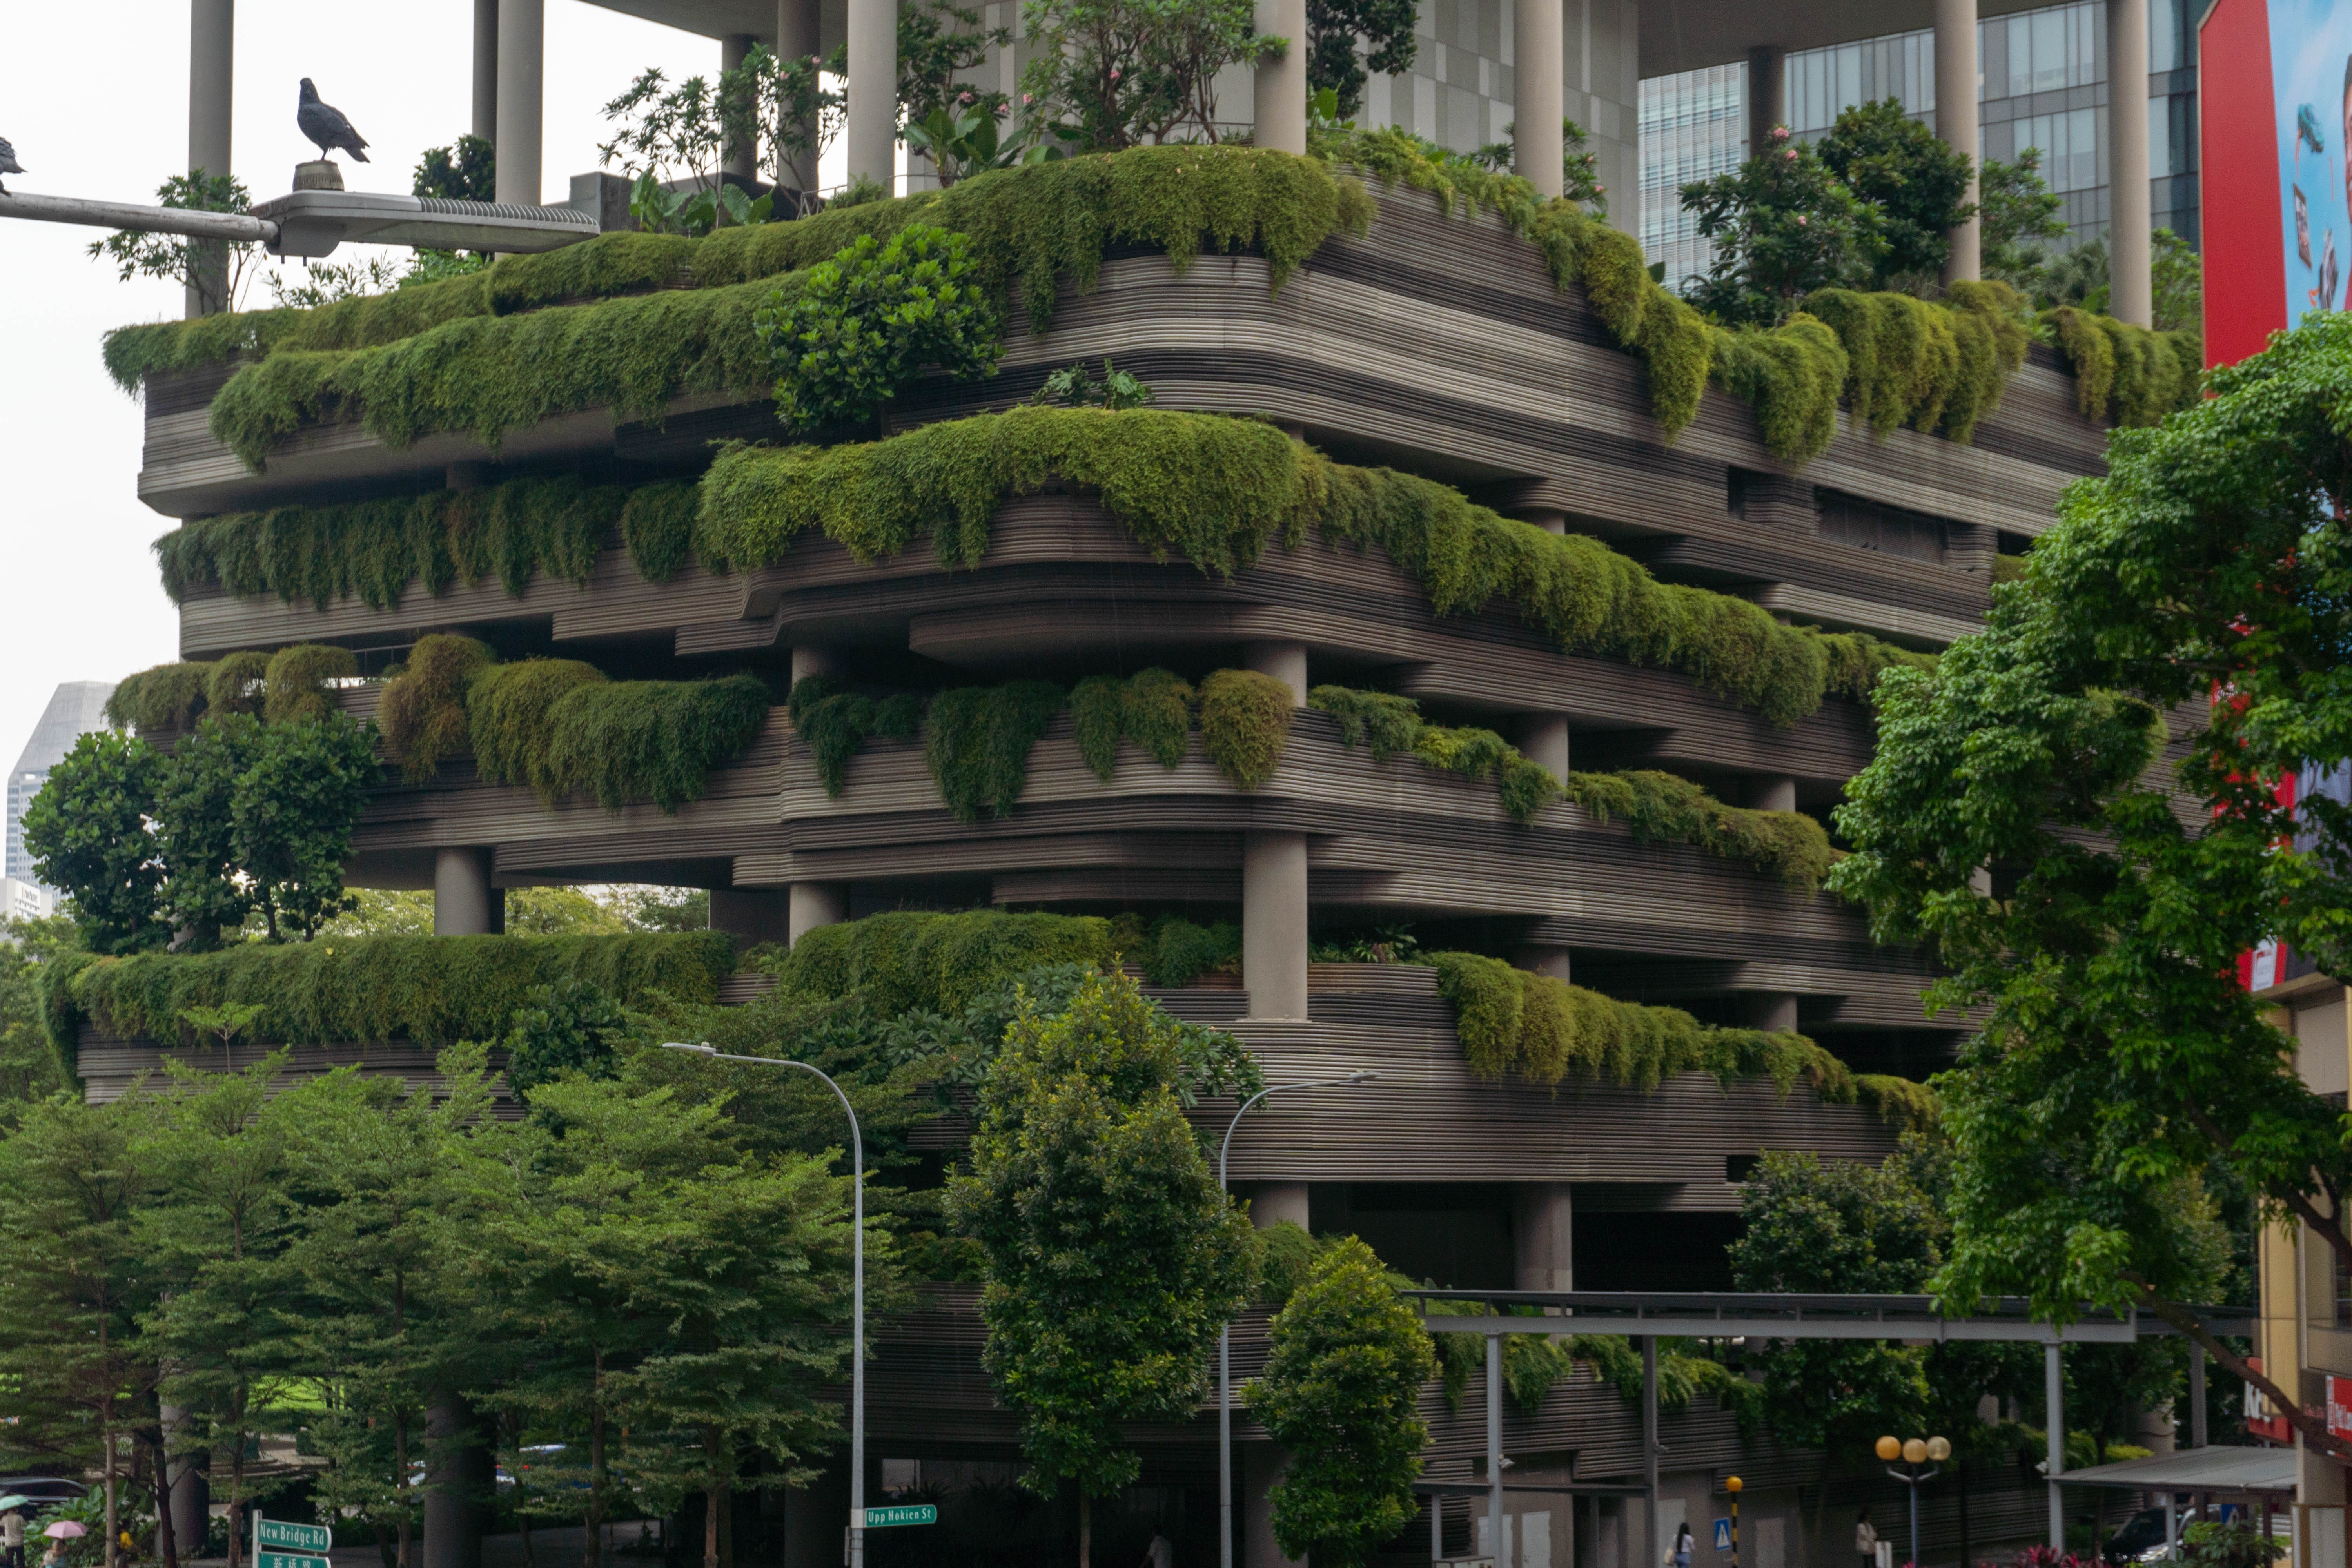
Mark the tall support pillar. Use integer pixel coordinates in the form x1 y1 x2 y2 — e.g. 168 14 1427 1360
1743 993 1799 1034
1253 0 1307 154
1515 0 1564 198
1242 833 1308 1021
1641 1338 1660 1568
161 1406 208 1562
2107 0 2152 326
1933 0 1981 282
1243 1443 1305 1568
1748 775 1797 813
2190 1342 2208 1448
1243 640 1308 707
1519 716 1570 779
187 0 234 318
711 888 793 949
494 0 544 205
1514 1184 1574 1293
1746 45 1786 152
2046 1343 2067 1548
846 0 897 190
422 1397 488 1568
776 0 823 195
788 883 847 946
471 0 499 143
434 848 504 936
722 34 758 181
1486 1334 1505 1562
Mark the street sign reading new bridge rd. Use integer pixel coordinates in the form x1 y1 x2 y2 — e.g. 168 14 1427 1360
256 1522 332 1553
858 1505 936 1528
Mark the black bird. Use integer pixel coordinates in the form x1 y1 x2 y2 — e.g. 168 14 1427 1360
0 136 20 194
297 79 370 162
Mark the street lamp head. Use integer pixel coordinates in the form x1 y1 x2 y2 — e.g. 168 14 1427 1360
661 1041 718 1055
1341 1070 1379 1083
1901 1438 1929 1465
1726 1476 1742 1494
1874 1436 1901 1461
1925 1436 1951 1463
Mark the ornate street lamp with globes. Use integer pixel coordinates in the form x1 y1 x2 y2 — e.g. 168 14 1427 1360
1875 1434 1952 1568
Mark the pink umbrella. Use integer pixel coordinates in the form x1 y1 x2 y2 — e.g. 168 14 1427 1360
42 1523 85 1540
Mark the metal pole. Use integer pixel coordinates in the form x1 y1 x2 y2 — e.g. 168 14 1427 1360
1216 1073 1376 1568
2190 1342 2209 1449
662 1046 864 1568
1909 1470 1920 1568
1642 1338 1659 1568
1488 1334 1504 1563
0 191 278 243
2047 1343 2067 1552
1433 1492 1444 1561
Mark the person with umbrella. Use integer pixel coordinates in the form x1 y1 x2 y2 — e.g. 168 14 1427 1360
42 1519 85 1568
0 1496 26 1568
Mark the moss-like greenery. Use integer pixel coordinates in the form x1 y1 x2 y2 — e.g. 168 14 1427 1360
787 675 921 795
156 475 629 608
1801 283 2030 443
1856 1073 1940 1129
1113 912 1242 987
618 481 702 584
465 658 769 813
206 650 269 717
38 931 735 1068
1198 669 1294 788
377 634 493 783
1430 948 1861 1100
106 662 215 732
1071 670 1193 779
773 908 1120 1017
261 643 356 724
926 680 1066 821
2047 306 2205 427
700 408 1927 728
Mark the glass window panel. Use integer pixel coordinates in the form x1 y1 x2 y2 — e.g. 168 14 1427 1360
1807 51 1827 128
1838 44 1862 114
2033 9 2065 93
2009 16 2033 96
2070 104 2096 190
2149 93 2169 177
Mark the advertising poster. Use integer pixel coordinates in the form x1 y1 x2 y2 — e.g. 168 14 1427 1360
2269 0 2352 326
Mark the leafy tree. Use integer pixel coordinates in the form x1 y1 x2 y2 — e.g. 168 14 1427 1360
1826 310 2352 1456
948 968 1258 1568
230 712 377 940
1018 0 1280 150
414 134 496 201
1980 148 2068 289
1306 0 1416 121
900 0 1012 126
2034 235 2110 311
87 171 263 314
1817 98 1976 286
0 1094 157 1568
1246 1236 1434 1567
152 713 262 947
23 731 169 955
0 916 75 1120
2152 228 2203 333
756 226 1003 432
903 102 1040 185
1028 359 1157 409
1679 128 1884 325
501 980 633 1101
730 44 845 216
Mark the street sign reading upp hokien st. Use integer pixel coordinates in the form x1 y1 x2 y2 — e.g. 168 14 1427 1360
859 1504 938 1528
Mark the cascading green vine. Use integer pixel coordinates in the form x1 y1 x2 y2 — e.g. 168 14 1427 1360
786 676 922 795
107 645 356 733
2046 305 2205 427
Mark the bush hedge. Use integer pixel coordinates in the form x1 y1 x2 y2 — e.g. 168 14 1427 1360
38 930 736 1070
454 657 770 813
107 645 356 734
2047 305 2206 427
702 408 1926 726
773 908 1121 1017
377 634 494 783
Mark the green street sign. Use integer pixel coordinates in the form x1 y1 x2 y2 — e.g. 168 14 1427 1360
256 1550 331 1568
859 1504 937 1528
256 1521 333 1553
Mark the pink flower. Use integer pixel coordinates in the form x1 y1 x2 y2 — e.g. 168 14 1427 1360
1022 93 1034 104
1109 67 1122 80
1795 214 1809 226
1783 148 1797 162
1770 124 1791 141
958 89 975 103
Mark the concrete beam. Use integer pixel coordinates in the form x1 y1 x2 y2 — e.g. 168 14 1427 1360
495 0 544 206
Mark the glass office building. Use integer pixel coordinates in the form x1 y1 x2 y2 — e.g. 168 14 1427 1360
1638 0 2202 284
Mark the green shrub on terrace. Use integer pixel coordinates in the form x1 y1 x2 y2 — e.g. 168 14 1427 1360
1430 949 1861 1100
155 475 662 609
773 908 1120 1016
36 931 735 1065
1805 283 2030 442
377 634 494 782
206 650 269 717
1113 912 1241 987
1071 669 1194 779
468 659 609 799
1856 1073 1941 1129
1198 670 1295 788
107 647 360 735
544 675 773 812
787 676 922 795
926 680 1066 821
106 662 214 731
261 643 357 724
2047 305 2205 427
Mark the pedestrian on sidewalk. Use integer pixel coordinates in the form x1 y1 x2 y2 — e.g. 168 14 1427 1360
2 1507 23 1568
1857 1510 1879 1568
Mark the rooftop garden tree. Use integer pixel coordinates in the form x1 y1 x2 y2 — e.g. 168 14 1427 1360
1305 0 1416 121
22 731 169 955
414 134 497 201
1679 127 1885 325
1816 98 1976 288
1017 0 1280 149
88 170 263 315
1979 147 2069 292
900 0 1013 127
1828 309 2352 1459
1246 1236 1436 1567
948 968 1259 1568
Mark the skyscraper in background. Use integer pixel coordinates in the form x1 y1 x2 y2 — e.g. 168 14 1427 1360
6 681 116 889
1640 0 2202 287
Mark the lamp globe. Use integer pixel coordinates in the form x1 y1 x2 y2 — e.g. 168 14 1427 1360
1874 1436 1902 1461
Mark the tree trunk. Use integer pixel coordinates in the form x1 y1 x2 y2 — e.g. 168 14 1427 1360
1078 1490 1091 1568
105 1426 119 1568
148 1429 179 1568
702 1425 723 1568
585 1355 606 1568
394 1414 414 1568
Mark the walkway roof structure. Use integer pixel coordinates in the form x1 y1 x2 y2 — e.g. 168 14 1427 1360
1407 1290 2259 1344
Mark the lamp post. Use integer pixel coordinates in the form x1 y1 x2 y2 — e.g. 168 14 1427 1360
1728 1475 1742 1568
665 1043 866 1568
1217 1071 1379 1568
1874 1435 1951 1568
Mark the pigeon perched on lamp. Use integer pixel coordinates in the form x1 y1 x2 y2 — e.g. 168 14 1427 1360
0 137 21 194
297 79 370 162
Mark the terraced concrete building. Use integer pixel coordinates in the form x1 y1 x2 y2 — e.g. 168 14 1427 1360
87 2 2196 1565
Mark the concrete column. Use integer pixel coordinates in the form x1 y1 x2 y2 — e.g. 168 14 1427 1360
1514 1183 1574 1292
1934 0 1980 282
1243 639 1308 708
471 0 499 144
1520 715 1570 778
1515 0 1565 198
1520 507 1570 534
2107 0 2152 326
711 887 793 949
1246 1181 1310 1230
1242 832 1309 1021
422 1398 488 1568
2045 1343 2066 1547
1746 45 1786 154
186 0 233 319
1253 0 1307 155
788 882 847 945
846 0 897 190
722 33 758 182
494 0 543 206
161 1406 208 1561
434 848 505 936
790 644 844 687
1243 1443 1305 1568
1519 945 1572 982
1748 775 1796 812
1742 993 1798 1034
776 0 824 196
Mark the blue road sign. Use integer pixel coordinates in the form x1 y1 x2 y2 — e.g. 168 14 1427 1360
1715 1520 1733 1551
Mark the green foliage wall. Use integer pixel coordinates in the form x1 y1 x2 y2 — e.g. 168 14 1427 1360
377 634 493 784
108 645 356 733
37 931 735 1067
774 909 1121 1017
2047 305 2206 427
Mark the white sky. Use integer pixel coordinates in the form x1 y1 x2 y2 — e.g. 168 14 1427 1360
0 0 845 773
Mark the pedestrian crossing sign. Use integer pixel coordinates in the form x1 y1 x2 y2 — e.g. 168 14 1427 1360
1715 1519 1733 1551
